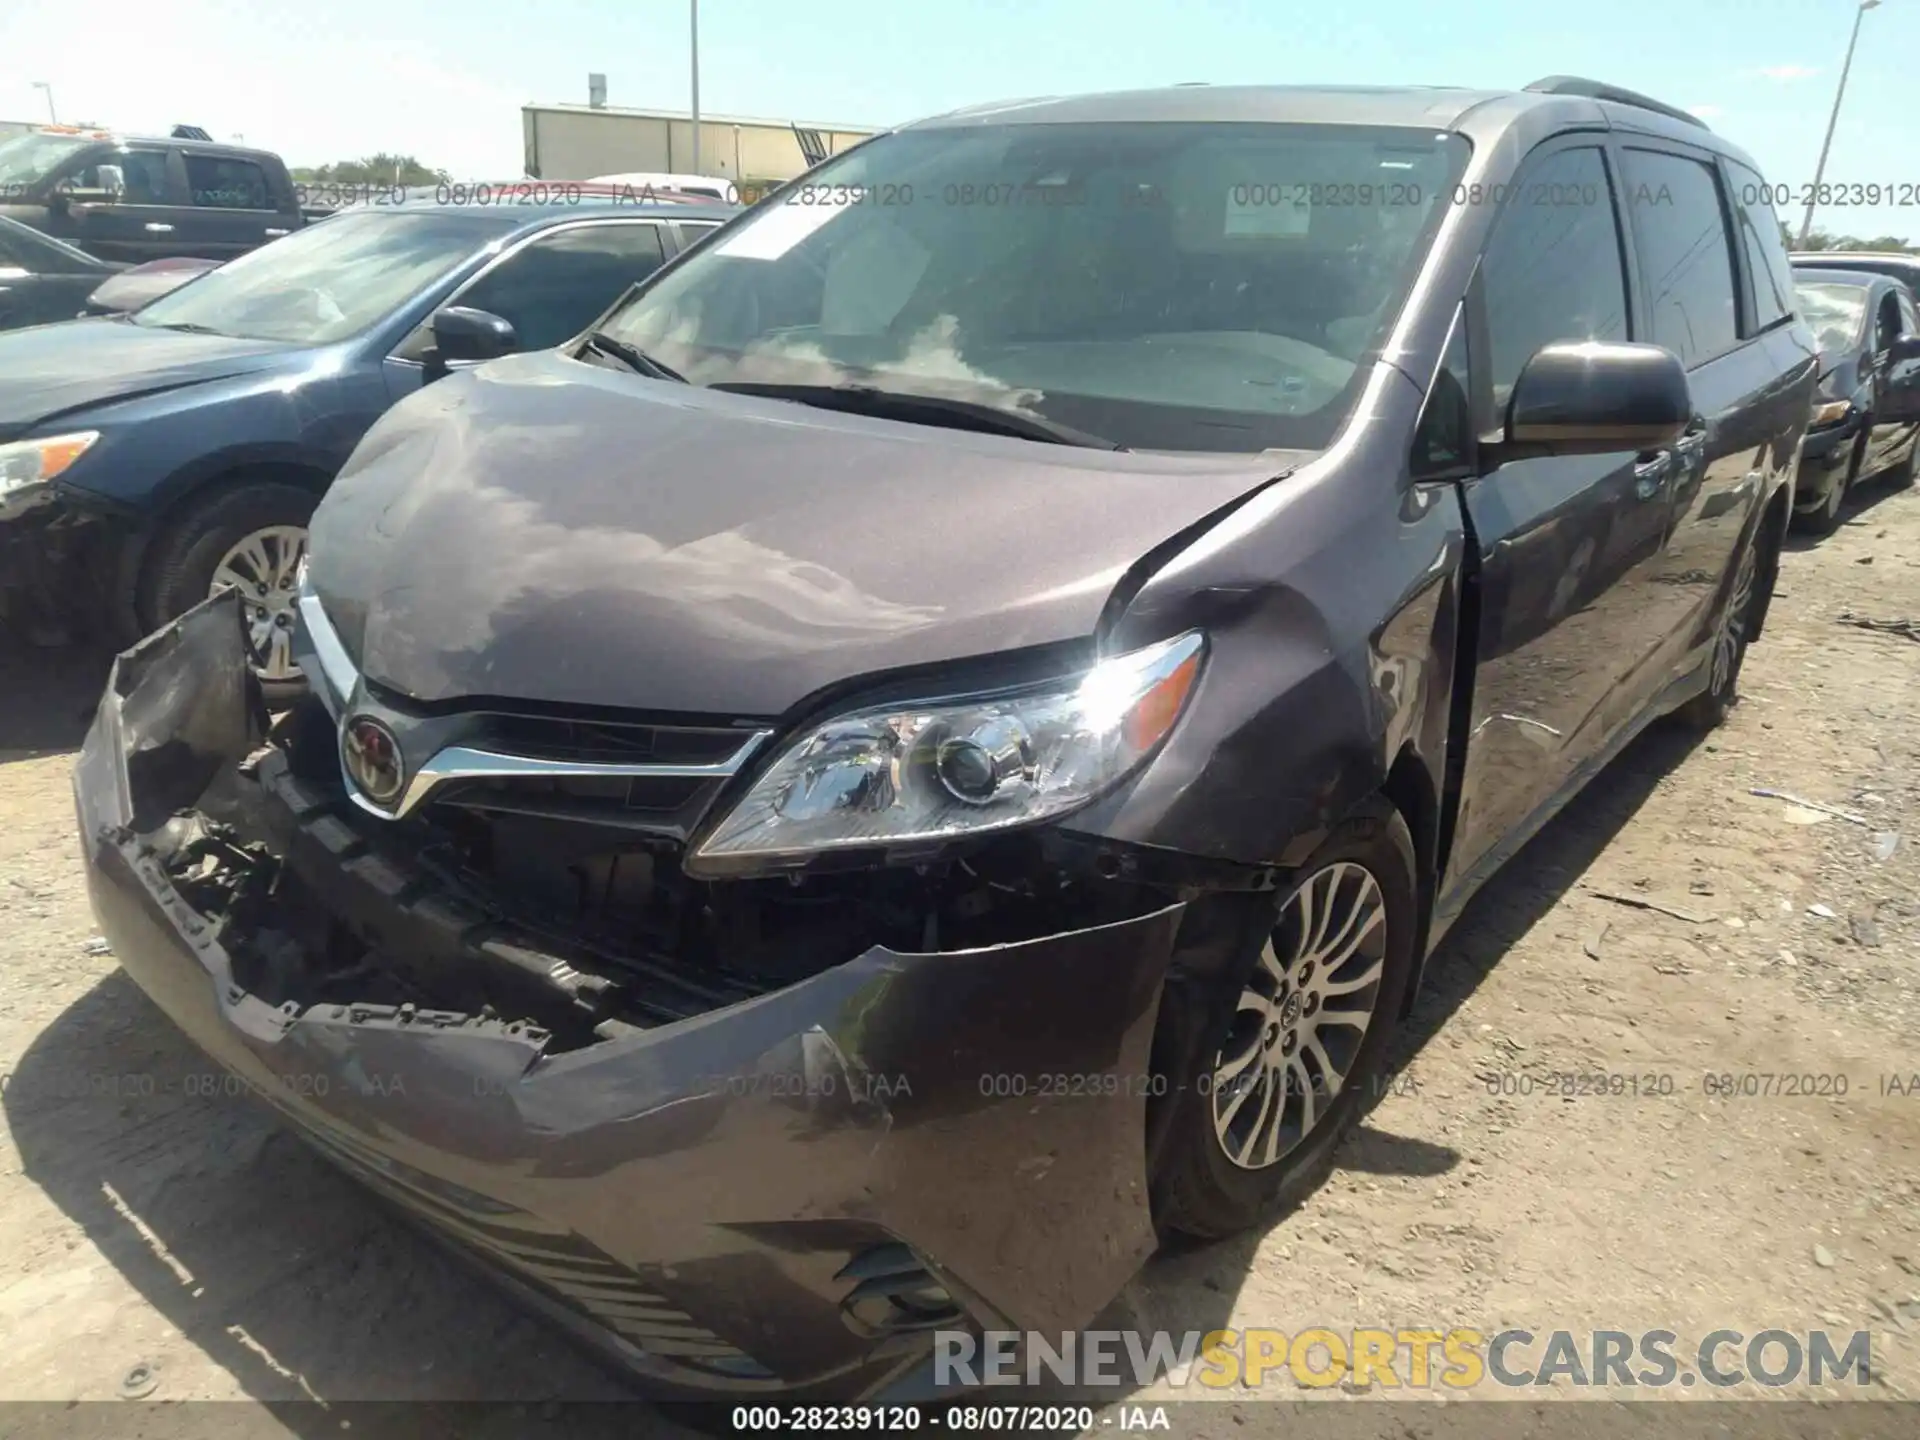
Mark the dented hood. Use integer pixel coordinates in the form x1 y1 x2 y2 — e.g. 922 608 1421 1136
309 350 1301 717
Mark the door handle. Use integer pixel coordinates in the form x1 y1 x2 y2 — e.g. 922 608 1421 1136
1632 452 1671 499
264 228 289 237
143 222 174 233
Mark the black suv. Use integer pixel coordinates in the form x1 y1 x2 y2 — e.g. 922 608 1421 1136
75 77 1865 1404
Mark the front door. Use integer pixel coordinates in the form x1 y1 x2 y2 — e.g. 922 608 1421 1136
1442 138 1680 896
54 145 188 263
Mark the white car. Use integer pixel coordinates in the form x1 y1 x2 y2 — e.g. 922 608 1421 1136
586 171 737 202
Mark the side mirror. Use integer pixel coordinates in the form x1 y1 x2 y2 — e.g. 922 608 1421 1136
423 307 518 382
430 306 518 362
1497 341 1692 462
1890 334 1920 367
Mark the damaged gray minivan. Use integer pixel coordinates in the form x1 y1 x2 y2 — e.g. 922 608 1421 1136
75 79 1837 1401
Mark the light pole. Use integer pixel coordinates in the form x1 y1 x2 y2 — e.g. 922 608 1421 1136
32 82 57 123
1799 0 1881 247
689 0 702 175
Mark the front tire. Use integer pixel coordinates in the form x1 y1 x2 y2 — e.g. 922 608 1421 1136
1151 798 1418 1241
1793 433 1863 537
140 482 318 700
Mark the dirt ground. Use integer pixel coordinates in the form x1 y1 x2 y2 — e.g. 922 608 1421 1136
1 473 1918 1438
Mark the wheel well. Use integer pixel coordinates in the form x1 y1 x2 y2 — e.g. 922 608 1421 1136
1380 747 1438 1013
1747 482 1791 643
126 462 333 634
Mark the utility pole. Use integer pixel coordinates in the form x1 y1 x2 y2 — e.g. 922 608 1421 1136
1799 0 1881 247
32 82 57 123
690 0 702 175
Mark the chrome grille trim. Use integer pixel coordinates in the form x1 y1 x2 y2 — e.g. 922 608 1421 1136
350 729 773 821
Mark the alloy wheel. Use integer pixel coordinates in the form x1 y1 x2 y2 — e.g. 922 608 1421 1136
1708 539 1757 698
1210 861 1389 1170
209 524 308 682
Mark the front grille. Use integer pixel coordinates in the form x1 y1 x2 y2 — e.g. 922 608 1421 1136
478 714 752 767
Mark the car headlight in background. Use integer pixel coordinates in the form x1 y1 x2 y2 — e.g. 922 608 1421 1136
0 431 99 500
689 630 1206 869
1809 399 1853 429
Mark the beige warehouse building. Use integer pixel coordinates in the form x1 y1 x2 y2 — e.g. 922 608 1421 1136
522 102 876 191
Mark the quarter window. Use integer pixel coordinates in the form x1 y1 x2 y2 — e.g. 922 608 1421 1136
1480 146 1629 415
1724 160 1795 331
1621 149 1739 366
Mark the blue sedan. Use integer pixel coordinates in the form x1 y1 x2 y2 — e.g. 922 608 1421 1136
0 193 734 681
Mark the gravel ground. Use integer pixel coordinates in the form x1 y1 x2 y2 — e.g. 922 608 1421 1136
1 477 1917 1438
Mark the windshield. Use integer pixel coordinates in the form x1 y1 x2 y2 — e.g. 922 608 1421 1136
1794 281 1868 356
133 210 519 344
0 132 91 190
599 122 1471 452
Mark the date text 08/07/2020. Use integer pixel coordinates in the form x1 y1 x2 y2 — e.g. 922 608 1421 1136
724 1403 1170 1431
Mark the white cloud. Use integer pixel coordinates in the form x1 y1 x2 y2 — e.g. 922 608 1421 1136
1756 64 1819 81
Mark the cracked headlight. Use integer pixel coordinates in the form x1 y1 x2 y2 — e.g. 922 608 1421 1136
688 631 1205 872
0 431 98 500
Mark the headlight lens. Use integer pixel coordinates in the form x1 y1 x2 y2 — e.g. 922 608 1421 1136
1810 399 1853 428
0 431 99 498
690 631 1206 868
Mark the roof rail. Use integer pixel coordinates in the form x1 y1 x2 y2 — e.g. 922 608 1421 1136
1524 76 1709 131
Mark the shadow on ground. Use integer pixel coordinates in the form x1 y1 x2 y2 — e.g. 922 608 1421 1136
0 635 115 757
2 633 1702 1433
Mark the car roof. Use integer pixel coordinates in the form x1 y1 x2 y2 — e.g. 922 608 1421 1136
335 196 737 225
899 79 1757 164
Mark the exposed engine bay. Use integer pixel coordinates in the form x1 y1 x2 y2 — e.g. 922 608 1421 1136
159 692 1189 1057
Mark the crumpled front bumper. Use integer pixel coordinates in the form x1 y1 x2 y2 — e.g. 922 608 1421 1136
1793 418 1860 509
71 592 1186 1401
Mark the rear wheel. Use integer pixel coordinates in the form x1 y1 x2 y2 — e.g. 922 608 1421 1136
1675 524 1761 731
1151 798 1418 1240
140 482 318 700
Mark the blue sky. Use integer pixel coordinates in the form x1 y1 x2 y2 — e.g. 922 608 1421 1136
3 0 1917 240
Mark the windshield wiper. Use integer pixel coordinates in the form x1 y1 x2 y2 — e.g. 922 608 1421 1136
148 321 226 335
578 331 686 383
709 381 1127 451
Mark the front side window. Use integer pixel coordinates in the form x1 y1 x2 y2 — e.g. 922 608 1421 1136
1898 288 1919 336
1621 148 1739 367
1875 290 1903 353
134 210 515 344
452 223 668 350
185 155 270 210
67 147 171 204
1480 146 1628 415
598 121 1473 452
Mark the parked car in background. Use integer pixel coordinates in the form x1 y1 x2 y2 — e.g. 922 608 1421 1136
0 126 325 264
0 213 124 329
0 194 734 671
80 255 223 316
1786 267 1920 532
1789 250 1920 299
587 170 740 202
74 77 1840 1404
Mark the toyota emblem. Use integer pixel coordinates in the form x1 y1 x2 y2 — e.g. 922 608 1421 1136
342 715 405 806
